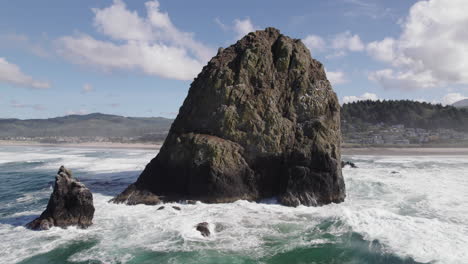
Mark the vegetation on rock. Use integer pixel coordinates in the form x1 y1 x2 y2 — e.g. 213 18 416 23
113 27 345 207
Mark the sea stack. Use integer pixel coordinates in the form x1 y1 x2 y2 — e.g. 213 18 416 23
26 166 95 230
113 27 345 206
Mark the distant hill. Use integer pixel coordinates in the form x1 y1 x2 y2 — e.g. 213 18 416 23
341 100 468 131
0 113 174 138
4 101 468 141
453 99 468 108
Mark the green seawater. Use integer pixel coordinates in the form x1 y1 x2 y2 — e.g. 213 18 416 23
17 233 420 264
1 146 467 264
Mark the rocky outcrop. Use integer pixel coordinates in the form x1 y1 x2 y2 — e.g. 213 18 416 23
341 161 357 168
26 166 94 230
195 222 210 237
112 27 345 207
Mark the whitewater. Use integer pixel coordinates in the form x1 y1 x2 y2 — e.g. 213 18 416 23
0 145 467 264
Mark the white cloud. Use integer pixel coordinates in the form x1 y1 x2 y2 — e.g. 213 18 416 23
366 37 395 62
0 58 50 89
325 50 346 59
326 70 348 85
66 109 88 115
343 0 394 19
303 35 326 53
58 34 205 80
233 18 256 39
10 100 46 111
214 17 259 40
368 68 438 90
92 0 152 42
303 31 364 58
57 0 214 81
331 31 365 51
441 93 467 105
82 83 94 93
214 17 229 32
368 0 468 90
342 92 379 104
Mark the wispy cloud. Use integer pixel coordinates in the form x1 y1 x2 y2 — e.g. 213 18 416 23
214 17 259 39
303 31 364 58
214 17 229 32
441 93 468 106
342 0 394 19
233 18 257 39
66 109 88 115
81 83 94 93
342 92 379 104
0 33 50 58
0 58 51 89
159 111 178 116
10 100 46 111
326 70 348 85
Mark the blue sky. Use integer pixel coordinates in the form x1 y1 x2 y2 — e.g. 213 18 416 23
1 0 467 119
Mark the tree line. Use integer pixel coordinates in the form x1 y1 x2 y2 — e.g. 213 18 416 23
341 100 468 131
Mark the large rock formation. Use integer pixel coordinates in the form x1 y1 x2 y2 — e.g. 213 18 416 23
113 27 345 206
26 166 95 230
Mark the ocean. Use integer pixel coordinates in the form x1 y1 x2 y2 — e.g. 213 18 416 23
0 145 467 264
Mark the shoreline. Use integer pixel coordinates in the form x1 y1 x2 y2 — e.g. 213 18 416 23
0 140 162 150
342 147 468 156
2 140 468 155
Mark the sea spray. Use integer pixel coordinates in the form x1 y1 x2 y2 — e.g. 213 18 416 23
1 146 467 263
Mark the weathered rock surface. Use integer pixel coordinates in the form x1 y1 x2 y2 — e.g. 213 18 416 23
112 27 345 207
195 222 211 237
26 166 95 230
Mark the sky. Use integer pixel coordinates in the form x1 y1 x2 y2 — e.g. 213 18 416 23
1 0 468 119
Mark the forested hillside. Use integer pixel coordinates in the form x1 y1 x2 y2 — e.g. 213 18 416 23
0 113 173 138
341 100 468 131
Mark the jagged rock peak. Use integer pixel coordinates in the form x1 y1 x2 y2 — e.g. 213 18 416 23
26 166 95 230
113 27 345 207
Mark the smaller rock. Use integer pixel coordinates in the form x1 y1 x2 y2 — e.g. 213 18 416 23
391 171 399 174
195 222 210 237
110 184 160 205
341 161 357 168
172 206 181 211
157 206 165 210
26 166 94 230
186 200 197 205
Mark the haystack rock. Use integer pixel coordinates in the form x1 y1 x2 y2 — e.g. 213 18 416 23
112 27 345 207
26 166 94 230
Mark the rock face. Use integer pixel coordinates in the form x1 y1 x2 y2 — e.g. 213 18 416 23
26 166 95 230
195 222 211 237
112 27 345 207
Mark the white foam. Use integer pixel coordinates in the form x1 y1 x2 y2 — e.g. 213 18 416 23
0 146 156 173
1 149 468 263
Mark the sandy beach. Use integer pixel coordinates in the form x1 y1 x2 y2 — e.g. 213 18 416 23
2 140 468 155
343 147 468 156
0 140 162 150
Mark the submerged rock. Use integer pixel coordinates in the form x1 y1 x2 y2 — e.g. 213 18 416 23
195 222 211 237
112 27 345 207
341 161 357 168
26 166 94 230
